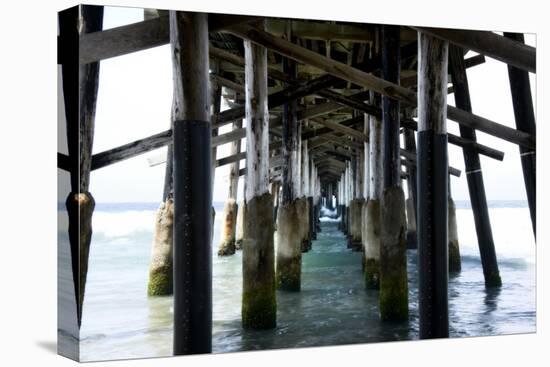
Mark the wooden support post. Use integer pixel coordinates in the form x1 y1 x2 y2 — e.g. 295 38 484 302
379 25 408 322
217 117 242 256
210 64 222 239
302 131 312 251
448 178 461 273
277 29 303 291
309 157 316 240
365 89 383 286
170 12 212 354
59 5 103 328
449 45 502 288
504 32 536 238
361 112 371 265
347 162 352 234
404 123 418 250
417 33 449 339
349 145 364 250
242 21 277 329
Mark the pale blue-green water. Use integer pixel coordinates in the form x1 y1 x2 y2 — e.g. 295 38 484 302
58 201 536 362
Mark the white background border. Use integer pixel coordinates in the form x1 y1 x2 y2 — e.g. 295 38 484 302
0 0 547 365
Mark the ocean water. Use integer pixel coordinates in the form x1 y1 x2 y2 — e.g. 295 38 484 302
58 201 536 362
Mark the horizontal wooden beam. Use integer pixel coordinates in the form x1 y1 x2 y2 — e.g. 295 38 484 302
213 74 336 128
401 54 486 87
265 19 374 42
78 14 259 64
401 119 504 161
400 149 461 177
227 24 535 149
412 27 535 73
311 117 367 141
91 130 172 170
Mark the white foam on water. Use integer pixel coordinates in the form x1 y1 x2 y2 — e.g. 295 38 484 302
455 207 535 264
320 216 341 223
320 206 337 217
92 209 157 240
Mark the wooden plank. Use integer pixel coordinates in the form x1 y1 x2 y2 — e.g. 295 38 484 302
227 24 535 149
412 27 535 73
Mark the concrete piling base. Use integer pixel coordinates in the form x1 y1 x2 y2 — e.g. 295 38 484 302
364 199 381 289
379 186 408 321
276 200 304 291
242 193 276 329
148 199 174 296
406 197 417 249
235 200 246 250
448 197 462 273
217 199 238 256
349 199 364 251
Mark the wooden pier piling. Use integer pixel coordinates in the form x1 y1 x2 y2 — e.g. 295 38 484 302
364 90 382 290
170 11 212 354
404 123 418 250
417 32 449 338
449 45 502 288
242 22 277 328
217 116 242 256
504 32 536 238
276 28 304 291
59 4 103 327
448 180 461 273
379 25 408 322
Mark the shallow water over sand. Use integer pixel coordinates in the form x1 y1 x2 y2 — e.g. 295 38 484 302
58 202 535 362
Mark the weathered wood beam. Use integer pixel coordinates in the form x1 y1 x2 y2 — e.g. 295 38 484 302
213 74 336 128
412 27 535 73
504 32 536 238
401 119 504 161
91 130 172 170
311 117 368 141
87 112 502 172
449 44 501 288
317 89 380 117
227 24 535 149
265 19 374 42
401 54 486 88
211 74 245 93
79 14 259 64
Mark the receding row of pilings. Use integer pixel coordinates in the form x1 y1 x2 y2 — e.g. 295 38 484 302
59 5 537 356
